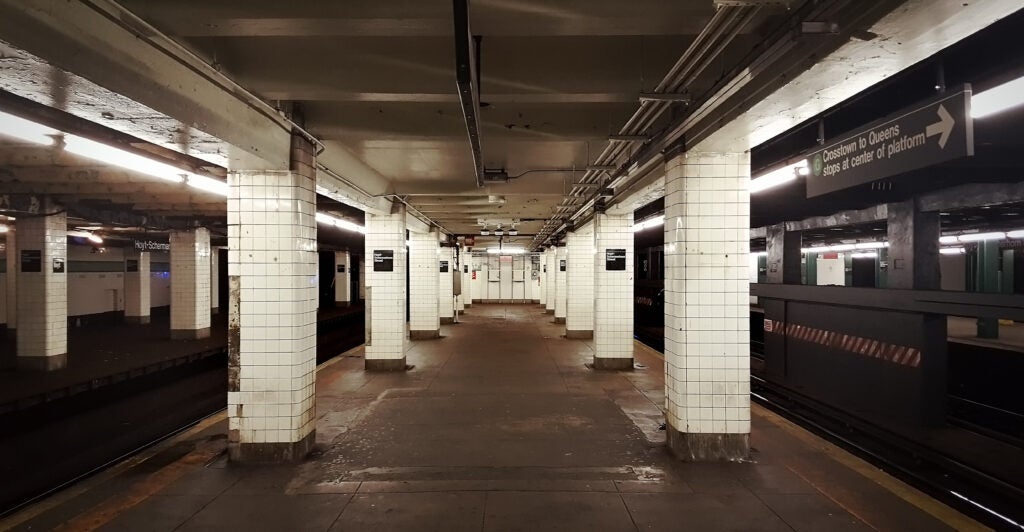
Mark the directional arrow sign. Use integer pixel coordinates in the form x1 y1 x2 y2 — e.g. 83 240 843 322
805 86 974 197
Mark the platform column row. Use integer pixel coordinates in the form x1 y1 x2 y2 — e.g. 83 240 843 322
461 245 472 309
554 245 567 322
15 202 67 371
169 228 211 340
544 248 555 314
364 207 407 370
663 151 751 462
226 132 319 462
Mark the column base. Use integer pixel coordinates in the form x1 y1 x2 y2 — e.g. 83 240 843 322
228 430 315 463
554 317 566 324
531 299 540 304
566 329 593 339
545 309 554 314
667 428 749 462
125 315 151 325
365 357 407 371
335 301 352 307
170 327 211 340
17 353 68 371
593 357 633 370
410 329 440 340
440 317 455 324
211 308 221 315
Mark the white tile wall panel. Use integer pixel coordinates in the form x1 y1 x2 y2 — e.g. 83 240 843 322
365 211 407 359
335 251 351 304
409 231 440 332
170 228 211 336
124 250 150 320
554 246 567 319
664 152 751 435
566 225 595 333
594 213 634 360
227 156 319 447
545 249 555 312
16 207 67 360
439 246 454 319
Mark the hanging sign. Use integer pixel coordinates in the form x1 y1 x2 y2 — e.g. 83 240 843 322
133 239 170 251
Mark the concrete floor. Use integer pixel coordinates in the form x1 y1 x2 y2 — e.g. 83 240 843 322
3 305 977 531
947 316 1024 352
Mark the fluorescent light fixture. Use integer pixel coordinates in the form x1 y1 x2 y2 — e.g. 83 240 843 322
638 93 691 103
480 230 490 236
186 174 228 197
632 215 665 232
938 235 959 245
1007 229 1024 239
854 241 887 249
850 252 877 259
315 212 366 234
487 247 524 254
940 247 966 255
494 230 504 236
88 233 104 244
957 231 1005 242
972 76 1024 119
509 230 518 236
608 134 649 142
68 230 103 243
0 111 58 145
64 136 185 183
830 243 856 252
802 246 831 253
750 160 808 194
752 251 767 257
0 224 8 233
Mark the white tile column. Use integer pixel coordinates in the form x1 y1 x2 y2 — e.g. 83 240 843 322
462 247 473 309
227 133 319 462
124 250 151 324
664 151 751 461
455 246 466 312
554 245 567 323
16 205 67 371
439 245 455 324
334 251 351 306
365 208 407 370
5 230 15 330
169 228 211 339
409 230 440 339
594 212 634 369
565 225 595 339
210 248 220 314
545 249 555 314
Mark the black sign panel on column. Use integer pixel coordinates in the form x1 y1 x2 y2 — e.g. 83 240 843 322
126 259 139 272
805 86 974 198
559 259 566 272
20 250 41 272
337 264 346 273
605 249 626 271
439 260 449 273
373 250 394 272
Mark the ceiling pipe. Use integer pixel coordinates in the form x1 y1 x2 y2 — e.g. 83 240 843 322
453 0 485 188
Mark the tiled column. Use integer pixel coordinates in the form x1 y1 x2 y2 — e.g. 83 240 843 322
439 245 455 324
566 225 595 338
169 228 211 340
365 208 407 370
210 248 220 314
5 229 15 330
16 206 67 370
554 245 567 323
357 255 366 302
335 251 351 306
409 230 440 339
594 212 634 369
227 133 319 462
123 250 151 324
766 223 801 284
663 151 750 461
462 247 472 309
545 249 555 314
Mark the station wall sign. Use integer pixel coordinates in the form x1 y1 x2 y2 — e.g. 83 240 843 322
372 249 394 272
559 259 566 272
133 239 170 252
20 250 41 272
337 264 346 273
439 260 449 273
805 86 974 197
605 248 626 270
126 259 139 272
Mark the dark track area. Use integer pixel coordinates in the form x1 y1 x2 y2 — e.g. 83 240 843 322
0 309 364 516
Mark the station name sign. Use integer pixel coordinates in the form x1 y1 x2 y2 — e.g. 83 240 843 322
134 239 170 252
805 86 974 198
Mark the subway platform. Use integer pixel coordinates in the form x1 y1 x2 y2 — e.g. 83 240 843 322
1 305 981 531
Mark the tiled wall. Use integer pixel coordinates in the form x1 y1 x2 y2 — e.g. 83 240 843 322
169 228 211 335
439 246 454 319
5 232 15 328
335 251 351 303
664 151 751 435
566 224 595 333
545 249 555 311
554 246 567 319
123 250 150 319
594 212 634 360
365 211 407 359
409 231 439 332
16 208 67 358
227 142 319 447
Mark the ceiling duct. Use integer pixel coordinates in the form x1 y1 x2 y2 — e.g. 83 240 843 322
453 0 485 188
